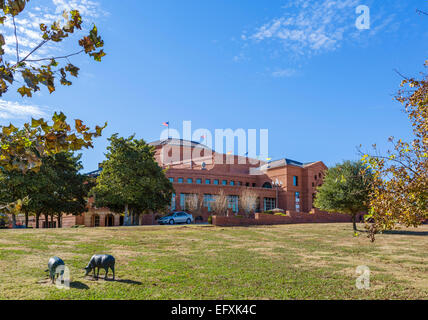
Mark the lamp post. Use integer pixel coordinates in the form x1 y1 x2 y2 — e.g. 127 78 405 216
272 179 283 209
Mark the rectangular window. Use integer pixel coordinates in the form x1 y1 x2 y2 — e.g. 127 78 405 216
293 176 299 186
295 192 300 212
205 179 211 185
171 193 176 211
252 183 256 187
238 181 242 186
178 178 183 184
203 194 215 212
227 195 239 213
214 179 219 185
196 178 202 184
169 178 174 183
180 194 188 210
222 180 228 186
187 178 193 184
264 198 276 211
230 181 235 186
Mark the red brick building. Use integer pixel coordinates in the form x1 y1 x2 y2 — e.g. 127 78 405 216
17 138 342 228
79 138 328 227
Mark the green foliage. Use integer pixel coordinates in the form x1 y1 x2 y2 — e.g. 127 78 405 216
91 134 173 216
314 160 373 231
0 152 90 227
274 212 287 217
0 1 106 97
361 61 428 238
207 215 212 224
0 112 106 172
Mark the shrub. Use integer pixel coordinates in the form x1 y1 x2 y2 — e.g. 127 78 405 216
274 213 287 217
207 215 213 224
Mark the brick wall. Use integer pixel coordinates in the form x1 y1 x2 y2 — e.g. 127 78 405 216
212 210 364 226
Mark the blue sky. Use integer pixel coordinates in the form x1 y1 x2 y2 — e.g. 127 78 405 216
0 0 427 171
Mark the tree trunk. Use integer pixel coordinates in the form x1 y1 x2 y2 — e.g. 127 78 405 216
12 214 16 228
44 213 49 228
58 214 62 228
124 204 130 226
352 213 357 231
24 211 29 228
36 213 40 229
50 214 54 228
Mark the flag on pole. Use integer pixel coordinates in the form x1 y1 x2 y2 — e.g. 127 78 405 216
266 157 272 161
162 122 169 127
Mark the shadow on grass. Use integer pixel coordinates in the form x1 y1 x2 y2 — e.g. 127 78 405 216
108 279 142 285
382 230 428 236
70 281 90 290
84 276 142 285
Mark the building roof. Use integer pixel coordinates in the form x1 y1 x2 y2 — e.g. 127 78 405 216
86 169 102 177
149 138 212 150
258 158 304 170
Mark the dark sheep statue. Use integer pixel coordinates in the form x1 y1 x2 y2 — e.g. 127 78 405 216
84 254 115 280
46 256 65 284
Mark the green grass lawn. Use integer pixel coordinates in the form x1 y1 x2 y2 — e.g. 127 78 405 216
0 223 427 300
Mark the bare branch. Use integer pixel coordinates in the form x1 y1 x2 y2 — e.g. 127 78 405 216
12 16 19 62
393 68 409 80
416 9 428 16
24 50 84 63
12 40 49 67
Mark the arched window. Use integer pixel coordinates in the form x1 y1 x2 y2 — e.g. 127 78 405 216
262 182 273 189
105 214 114 227
92 214 100 227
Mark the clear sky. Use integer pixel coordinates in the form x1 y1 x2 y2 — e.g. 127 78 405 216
0 0 427 171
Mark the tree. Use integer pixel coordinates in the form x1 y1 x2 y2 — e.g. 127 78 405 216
0 0 107 174
362 60 428 237
314 160 373 232
0 151 89 228
185 194 202 217
91 134 173 226
211 190 228 216
240 188 258 217
0 112 106 173
0 1 106 98
39 152 89 228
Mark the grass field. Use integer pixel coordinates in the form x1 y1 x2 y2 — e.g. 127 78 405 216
0 223 427 300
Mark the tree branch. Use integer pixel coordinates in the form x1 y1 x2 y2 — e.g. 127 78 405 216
12 40 49 68
393 68 409 80
416 9 428 16
12 15 19 62
24 50 84 63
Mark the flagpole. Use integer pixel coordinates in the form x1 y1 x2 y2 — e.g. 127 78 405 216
168 121 170 139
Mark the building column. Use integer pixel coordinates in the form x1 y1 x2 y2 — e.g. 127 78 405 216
114 214 121 226
99 214 106 227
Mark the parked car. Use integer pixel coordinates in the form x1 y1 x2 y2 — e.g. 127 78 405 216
158 212 194 225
